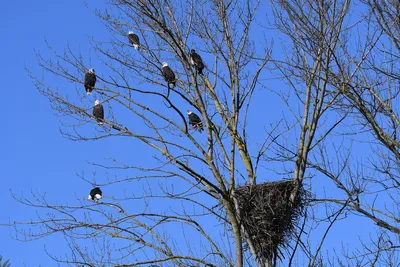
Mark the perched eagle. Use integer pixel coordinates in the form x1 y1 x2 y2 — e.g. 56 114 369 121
84 68 96 95
88 187 102 201
93 100 104 125
128 31 140 50
190 49 205 75
162 62 176 97
187 110 204 132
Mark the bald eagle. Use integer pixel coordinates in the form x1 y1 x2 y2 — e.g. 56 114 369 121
187 110 204 132
128 31 140 50
190 49 204 75
93 100 104 125
162 62 176 97
88 187 102 201
84 68 96 95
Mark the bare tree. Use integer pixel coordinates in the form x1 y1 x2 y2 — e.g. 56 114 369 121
0 256 11 267
7 0 400 266
267 0 400 265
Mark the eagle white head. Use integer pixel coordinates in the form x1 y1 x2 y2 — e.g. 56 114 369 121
162 62 168 67
187 110 192 115
128 31 134 34
95 100 101 105
89 68 95 73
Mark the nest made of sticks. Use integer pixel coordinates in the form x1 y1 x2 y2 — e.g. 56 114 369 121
235 179 308 261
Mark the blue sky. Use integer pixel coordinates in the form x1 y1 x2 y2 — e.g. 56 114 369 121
0 2 112 265
0 1 390 266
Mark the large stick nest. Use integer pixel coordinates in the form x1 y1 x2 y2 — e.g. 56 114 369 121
235 180 308 261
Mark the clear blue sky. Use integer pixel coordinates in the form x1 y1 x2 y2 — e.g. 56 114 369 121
0 2 118 265
0 1 385 266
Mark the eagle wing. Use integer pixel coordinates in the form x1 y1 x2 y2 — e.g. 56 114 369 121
89 187 102 199
191 53 204 68
93 104 104 120
189 113 201 125
128 34 140 45
189 112 204 132
85 72 96 88
162 66 176 82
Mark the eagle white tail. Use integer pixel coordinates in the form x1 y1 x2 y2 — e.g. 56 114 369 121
133 44 139 50
87 91 91 96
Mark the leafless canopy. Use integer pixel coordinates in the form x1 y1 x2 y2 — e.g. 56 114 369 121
7 0 400 266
